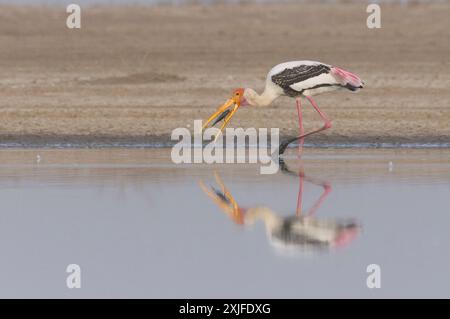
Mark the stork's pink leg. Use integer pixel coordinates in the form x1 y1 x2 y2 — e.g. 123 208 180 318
295 96 332 139
296 169 305 216
306 182 332 217
306 96 332 129
296 98 304 155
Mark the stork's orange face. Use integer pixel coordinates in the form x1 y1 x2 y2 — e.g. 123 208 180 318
202 88 246 142
233 88 249 106
232 88 244 106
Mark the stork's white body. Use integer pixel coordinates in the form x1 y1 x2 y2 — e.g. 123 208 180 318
267 60 334 96
203 60 364 147
244 60 364 108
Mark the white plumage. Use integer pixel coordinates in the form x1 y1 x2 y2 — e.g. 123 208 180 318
202 60 364 146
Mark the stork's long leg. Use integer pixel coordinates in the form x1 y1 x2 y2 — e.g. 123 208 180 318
289 96 333 141
306 96 331 133
306 182 332 217
280 159 332 217
297 170 332 217
296 97 304 155
306 96 332 129
296 166 305 216
295 167 332 217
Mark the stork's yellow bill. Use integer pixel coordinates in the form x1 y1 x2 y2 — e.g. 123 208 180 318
202 88 246 142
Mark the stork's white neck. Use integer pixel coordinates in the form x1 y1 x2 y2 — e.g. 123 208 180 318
244 207 280 230
244 86 280 107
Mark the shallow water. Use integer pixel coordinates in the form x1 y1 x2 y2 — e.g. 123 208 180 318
0 148 449 298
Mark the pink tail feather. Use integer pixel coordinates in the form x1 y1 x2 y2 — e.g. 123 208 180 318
331 66 364 88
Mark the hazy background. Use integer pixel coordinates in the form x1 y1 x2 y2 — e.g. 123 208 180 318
0 0 449 298
0 0 447 6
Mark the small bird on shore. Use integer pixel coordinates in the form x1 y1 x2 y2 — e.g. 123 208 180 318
202 61 364 148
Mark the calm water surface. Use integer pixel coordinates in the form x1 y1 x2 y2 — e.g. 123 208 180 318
0 148 449 298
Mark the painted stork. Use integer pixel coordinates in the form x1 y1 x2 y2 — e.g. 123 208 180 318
199 172 359 253
202 61 364 147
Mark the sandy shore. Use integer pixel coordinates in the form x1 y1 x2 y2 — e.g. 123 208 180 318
0 3 449 146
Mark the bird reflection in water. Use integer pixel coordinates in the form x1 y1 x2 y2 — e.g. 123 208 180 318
199 161 360 254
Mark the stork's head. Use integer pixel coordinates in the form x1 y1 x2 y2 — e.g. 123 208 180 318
232 88 249 106
201 87 248 141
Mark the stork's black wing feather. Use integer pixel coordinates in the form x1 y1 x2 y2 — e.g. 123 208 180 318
271 64 331 97
272 217 328 248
